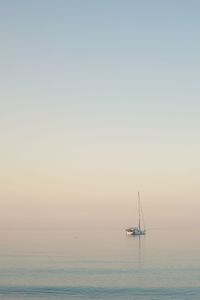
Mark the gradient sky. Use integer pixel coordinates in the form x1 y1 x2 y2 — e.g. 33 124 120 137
1 1 200 229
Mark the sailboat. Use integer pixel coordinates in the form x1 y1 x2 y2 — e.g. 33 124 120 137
126 192 146 236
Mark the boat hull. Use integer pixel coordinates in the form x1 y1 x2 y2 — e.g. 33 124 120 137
126 227 146 236
126 231 134 235
132 230 146 236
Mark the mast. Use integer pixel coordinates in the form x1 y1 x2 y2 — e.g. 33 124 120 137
138 192 141 230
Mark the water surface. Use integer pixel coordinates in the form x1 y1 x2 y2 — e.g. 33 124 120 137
0 228 200 299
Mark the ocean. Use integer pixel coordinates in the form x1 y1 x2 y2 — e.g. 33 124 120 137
0 228 200 299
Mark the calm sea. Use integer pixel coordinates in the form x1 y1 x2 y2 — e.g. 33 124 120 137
0 228 200 299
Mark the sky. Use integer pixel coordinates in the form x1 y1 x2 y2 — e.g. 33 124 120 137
1 1 200 229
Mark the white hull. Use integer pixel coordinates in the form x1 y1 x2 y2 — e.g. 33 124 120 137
126 228 146 236
126 231 134 235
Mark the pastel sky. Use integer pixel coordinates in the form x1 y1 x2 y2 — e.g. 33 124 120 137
1 1 200 229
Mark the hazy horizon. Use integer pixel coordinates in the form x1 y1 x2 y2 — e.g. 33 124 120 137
1 1 200 230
